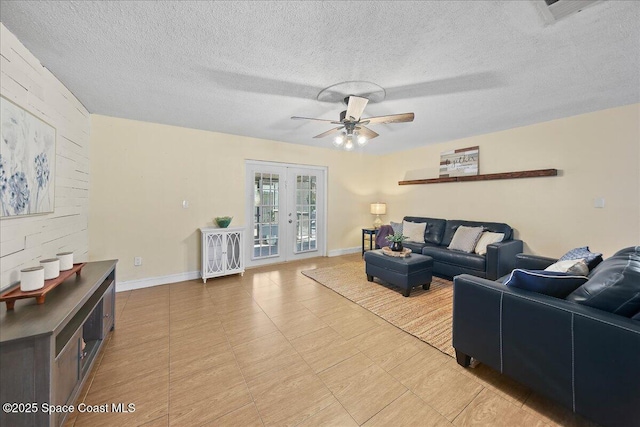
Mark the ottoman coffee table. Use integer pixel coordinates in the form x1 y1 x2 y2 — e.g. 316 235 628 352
363 249 433 297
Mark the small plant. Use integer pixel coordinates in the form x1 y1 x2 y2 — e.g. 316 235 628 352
385 232 408 243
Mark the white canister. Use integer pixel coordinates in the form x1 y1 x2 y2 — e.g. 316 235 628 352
21 266 45 292
57 252 74 271
40 258 60 280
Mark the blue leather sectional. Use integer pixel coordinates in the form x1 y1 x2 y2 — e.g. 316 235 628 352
452 246 640 427
401 216 523 280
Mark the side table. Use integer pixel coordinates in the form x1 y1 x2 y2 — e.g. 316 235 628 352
362 228 378 255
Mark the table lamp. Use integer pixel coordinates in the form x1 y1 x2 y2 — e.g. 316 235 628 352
370 203 387 229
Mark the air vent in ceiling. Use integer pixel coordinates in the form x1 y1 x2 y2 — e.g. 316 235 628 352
534 0 602 24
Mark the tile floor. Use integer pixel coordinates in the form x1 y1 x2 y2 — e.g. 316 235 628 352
64 254 598 427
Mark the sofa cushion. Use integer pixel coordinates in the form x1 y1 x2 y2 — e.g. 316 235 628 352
505 269 588 298
422 246 486 271
558 246 603 270
566 247 640 317
544 259 589 276
612 246 640 258
403 220 427 243
403 216 446 245
632 311 640 321
403 241 427 254
474 232 504 255
448 226 484 253
442 220 512 247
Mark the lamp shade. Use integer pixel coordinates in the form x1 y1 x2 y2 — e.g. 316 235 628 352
370 203 387 215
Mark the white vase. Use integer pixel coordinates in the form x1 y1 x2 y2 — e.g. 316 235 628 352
40 258 60 280
21 267 45 291
56 252 74 271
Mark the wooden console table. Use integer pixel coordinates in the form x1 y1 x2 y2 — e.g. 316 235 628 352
0 260 118 427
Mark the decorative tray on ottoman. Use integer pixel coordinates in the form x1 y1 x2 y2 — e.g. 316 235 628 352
381 247 412 258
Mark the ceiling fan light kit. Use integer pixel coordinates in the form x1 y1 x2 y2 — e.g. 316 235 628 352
333 130 369 150
292 93 414 151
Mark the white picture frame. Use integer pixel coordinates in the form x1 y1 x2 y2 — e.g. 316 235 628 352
439 146 479 178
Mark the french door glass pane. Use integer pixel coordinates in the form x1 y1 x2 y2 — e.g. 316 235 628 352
253 173 279 259
295 174 317 253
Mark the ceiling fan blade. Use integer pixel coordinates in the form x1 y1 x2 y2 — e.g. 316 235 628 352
345 96 369 121
356 126 379 140
313 126 344 139
364 112 414 125
291 116 336 123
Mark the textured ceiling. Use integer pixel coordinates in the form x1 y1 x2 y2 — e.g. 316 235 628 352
1 1 638 154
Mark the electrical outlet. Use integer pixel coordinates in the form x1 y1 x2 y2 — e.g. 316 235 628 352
134 257 142 266
594 197 605 208
182 200 189 209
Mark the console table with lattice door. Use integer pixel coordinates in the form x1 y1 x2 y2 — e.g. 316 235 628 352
200 227 245 282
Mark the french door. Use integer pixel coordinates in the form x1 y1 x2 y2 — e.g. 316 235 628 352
245 161 326 266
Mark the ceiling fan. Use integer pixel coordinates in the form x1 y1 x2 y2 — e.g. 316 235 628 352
291 95 414 150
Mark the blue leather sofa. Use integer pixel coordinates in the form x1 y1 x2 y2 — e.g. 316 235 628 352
452 246 640 427
400 216 523 280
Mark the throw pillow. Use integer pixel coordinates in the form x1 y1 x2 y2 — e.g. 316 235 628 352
558 246 603 270
474 232 505 256
544 259 589 276
505 269 588 299
402 221 426 243
448 226 484 253
390 221 403 236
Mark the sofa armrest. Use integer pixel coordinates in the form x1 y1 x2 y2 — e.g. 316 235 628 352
485 239 523 280
453 273 640 427
515 253 557 270
452 275 505 370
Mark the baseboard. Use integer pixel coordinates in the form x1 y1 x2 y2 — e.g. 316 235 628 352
116 270 200 292
116 248 359 291
328 247 360 257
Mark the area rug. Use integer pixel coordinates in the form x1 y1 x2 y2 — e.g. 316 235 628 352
302 261 455 357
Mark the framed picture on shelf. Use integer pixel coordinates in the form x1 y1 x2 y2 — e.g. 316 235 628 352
0 96 56 218
439 146 479 177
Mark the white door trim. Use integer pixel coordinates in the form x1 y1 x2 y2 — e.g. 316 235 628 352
245 160 328 268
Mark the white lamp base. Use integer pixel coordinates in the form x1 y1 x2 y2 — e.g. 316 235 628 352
373 215 383 229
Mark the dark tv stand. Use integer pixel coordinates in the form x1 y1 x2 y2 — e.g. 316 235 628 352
0 260 118 427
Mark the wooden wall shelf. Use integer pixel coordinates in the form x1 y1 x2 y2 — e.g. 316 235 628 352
398 168 558 185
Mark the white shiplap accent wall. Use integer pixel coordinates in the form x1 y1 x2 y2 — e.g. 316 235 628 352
0 24 90 291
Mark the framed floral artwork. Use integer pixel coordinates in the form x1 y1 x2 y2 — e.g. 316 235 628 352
0 96 56 218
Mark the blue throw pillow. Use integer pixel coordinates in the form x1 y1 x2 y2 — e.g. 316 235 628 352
558 246 603 270
504 269 588 299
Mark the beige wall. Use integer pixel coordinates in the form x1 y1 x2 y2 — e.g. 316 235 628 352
89 115 378 282
0 24 90 291
378 104 640 258
90 104 639 284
